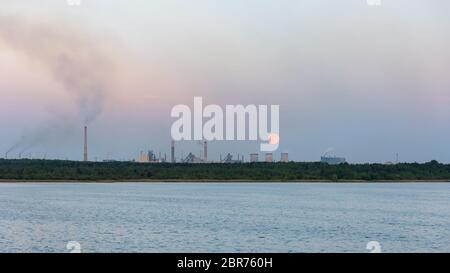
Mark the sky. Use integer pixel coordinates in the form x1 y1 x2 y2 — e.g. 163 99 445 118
0 0 450 163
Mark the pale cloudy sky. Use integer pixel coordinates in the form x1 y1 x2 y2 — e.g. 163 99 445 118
1 0 450 163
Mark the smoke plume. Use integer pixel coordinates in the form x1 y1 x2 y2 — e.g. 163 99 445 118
0 13 116 124
5 116 79 158
0 13 117 155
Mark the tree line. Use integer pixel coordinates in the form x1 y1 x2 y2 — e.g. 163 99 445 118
0 159 449 181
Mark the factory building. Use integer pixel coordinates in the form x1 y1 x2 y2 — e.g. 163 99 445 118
281 153 289 163
321 156 346 165
182 152 204 164
138 151 149 163
138 150 161 163
222 153 243 164
250 153 259 163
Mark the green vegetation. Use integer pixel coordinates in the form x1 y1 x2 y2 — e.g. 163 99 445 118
1 159 450 181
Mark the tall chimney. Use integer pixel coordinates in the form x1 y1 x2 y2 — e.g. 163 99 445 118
171 140 175 163
84 126 88 162
203 141 207 162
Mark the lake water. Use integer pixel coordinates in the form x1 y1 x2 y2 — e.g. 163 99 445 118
0 183 449 253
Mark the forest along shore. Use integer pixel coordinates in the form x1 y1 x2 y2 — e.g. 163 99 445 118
1 159 450 182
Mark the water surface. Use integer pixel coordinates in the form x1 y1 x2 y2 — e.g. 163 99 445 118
0 183 449 253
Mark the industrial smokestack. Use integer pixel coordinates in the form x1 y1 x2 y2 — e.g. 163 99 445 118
204 141 208 162
83 126 88 162
171 140 175 163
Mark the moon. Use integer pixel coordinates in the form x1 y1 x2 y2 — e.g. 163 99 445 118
268 133 279 145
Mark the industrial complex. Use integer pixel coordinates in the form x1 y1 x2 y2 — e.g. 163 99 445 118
136 139 291 164
5 125 352 165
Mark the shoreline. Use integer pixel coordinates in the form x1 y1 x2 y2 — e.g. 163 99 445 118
1 179 450 183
